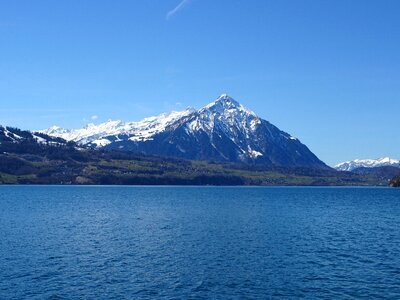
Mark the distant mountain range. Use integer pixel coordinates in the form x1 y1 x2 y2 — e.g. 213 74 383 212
0 124 391 186
335 157 400 171
40 94 328 169
1 105 398 186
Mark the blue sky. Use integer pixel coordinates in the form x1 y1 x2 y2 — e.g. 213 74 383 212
1 0 399 166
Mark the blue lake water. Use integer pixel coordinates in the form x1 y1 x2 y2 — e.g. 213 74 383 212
0 186 399 299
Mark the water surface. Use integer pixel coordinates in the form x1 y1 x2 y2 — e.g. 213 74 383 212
0 186 399 299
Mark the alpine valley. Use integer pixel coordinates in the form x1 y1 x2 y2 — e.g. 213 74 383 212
0 95 397 186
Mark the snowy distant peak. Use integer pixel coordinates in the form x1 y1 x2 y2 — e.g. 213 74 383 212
185 94 261 137
211 94 240 107
44 126 71 135
126 108 195 142
203 94 257 117
39 107 196 145
40 120 127 145
40 95 259 145
335 157 400 171
139 107 194 125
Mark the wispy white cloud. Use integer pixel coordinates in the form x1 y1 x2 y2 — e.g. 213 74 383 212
166 0 191 20
83 115 99 123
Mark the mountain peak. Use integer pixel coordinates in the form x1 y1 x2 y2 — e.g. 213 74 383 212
335 157 400 171
202 94 257 117
215 94 239 106
38 94 328 169
217 93 234 101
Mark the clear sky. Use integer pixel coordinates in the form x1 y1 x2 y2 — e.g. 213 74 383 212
1 0 399 166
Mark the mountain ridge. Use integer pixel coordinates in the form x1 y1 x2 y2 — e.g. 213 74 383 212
335 157 400 171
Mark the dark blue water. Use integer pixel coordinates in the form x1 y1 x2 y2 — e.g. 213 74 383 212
0 186 399 299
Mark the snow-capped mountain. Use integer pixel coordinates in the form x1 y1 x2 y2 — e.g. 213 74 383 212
43 108 195 147
40 94 328 168
335 157 400 171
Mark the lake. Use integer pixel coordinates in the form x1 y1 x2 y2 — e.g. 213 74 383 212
0 186 399 299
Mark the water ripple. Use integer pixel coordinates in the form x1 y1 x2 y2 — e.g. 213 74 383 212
0 186 399 299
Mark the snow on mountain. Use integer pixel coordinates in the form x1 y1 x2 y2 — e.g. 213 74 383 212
334 157 400 171
39 94 328 168
41 95 261 146
0 125 68 146
40 108 195 146
0 126 22 142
